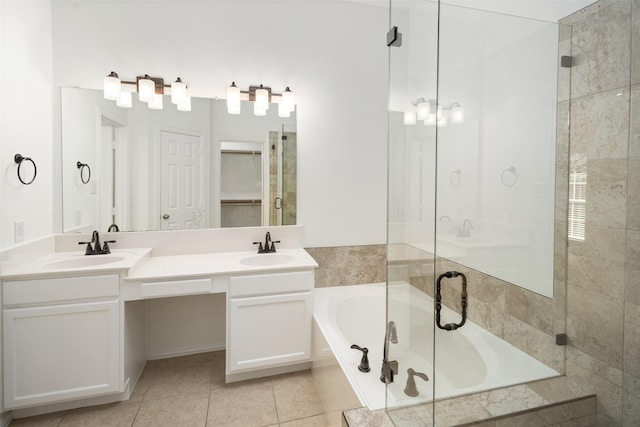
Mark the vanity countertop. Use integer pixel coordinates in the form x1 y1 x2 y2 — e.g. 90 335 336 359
125 248 318 282
0 248 152 281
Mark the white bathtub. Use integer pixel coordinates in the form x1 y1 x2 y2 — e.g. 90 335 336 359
313 282 559 411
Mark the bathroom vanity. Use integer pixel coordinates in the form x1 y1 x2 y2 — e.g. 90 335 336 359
0 230 317 413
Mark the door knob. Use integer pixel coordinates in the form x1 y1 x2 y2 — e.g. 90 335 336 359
162 214 170 220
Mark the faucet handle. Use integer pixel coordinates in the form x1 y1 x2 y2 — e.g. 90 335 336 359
78 241 93 255
253 241 264 253
270 240 281 252
102 240 116 253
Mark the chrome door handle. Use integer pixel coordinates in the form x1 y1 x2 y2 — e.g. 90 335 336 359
162 214 170 220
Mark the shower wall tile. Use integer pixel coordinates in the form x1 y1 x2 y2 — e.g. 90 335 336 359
466 269 506 311
623 373 640 426
561 0 631 99
628 157 640 232
554 220 568 282
556 102 570 162
567 284 624 369
306 245 386 287
623 302 640 377
627 230 640 305
557 29 572 104
505 286 554 336
570 88 630 160
631 85 640 158
567 225 626 298
503 316 563 372
632 3 640 85
554 280 567 339
584 158 628 229
565 346 623 420
477 384 548 417
467 296 506 339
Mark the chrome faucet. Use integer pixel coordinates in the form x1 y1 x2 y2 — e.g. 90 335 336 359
253 231 281 253
388 321 398 344
78 230 116 255
457 219 473 238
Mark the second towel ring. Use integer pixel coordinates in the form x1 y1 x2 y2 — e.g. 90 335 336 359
14 154 37 185
449 169 461 186
501 166 517 187
77 161 91 184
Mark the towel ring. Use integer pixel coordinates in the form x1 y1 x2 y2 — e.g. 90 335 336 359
501 166 517 187
14 154 37 185
77 161 91 184
449 169 461 186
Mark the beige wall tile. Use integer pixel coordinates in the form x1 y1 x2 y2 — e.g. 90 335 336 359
566 285 624 369
505 286 553 335
623 302 640 377
623 372 640 426
626 230 640 305
585 158 628 229
306 245 386 287
632 3 640 85
628 156 640 231
503 317 563 372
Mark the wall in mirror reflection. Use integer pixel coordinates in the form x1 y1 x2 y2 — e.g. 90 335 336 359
61 88 296 233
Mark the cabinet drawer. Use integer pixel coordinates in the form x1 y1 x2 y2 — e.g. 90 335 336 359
3 275 119 307
230 271 313 298
140 278 212 298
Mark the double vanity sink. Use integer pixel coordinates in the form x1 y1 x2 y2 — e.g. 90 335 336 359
1 241 318 412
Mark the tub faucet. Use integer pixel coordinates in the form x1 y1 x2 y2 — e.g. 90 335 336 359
380 322 399 383
388 321 398 344
457 219 473 237
404 368 429 397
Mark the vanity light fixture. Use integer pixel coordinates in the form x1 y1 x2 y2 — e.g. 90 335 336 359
225 83 296 117
416 98 430 121
403 111 417 125
450 103 464 124
406 99 464 127
102 72 190 112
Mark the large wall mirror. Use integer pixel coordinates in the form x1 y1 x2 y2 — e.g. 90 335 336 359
61 87 296 233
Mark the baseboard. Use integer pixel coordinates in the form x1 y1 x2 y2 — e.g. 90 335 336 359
226 361 311 383
146 342 225 360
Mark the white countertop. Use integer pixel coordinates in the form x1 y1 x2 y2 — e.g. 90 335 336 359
125 248 318 282
1 248 318 282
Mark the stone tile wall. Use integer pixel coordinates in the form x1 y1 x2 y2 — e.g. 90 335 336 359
305 245 386 287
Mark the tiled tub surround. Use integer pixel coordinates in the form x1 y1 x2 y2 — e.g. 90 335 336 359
305 245 386 287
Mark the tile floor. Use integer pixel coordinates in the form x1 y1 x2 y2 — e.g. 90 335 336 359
9 351 344 427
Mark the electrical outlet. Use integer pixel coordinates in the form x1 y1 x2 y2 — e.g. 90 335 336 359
14 221 24 243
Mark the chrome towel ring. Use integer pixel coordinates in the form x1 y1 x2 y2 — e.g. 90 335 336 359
14 154 37 185
77 161 91 184
501 166 517 187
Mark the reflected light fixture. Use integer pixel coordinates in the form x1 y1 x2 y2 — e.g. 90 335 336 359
225 83 296 117
404 111 417 125
103 71 121 100
103 72 191 112
450 103 464 124
416 98 429 121
406 98 463 127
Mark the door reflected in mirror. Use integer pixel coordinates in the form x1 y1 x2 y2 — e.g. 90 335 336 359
60 87 296 233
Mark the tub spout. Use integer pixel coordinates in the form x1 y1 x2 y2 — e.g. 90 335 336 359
388 321 398 344
404 368 429 397
350 344 370 373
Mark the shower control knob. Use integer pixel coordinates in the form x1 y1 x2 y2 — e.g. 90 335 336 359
162 214 170 220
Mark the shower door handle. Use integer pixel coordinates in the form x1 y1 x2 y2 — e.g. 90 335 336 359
435 271 468 331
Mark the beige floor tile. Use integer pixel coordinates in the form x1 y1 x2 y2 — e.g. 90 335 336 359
207 379 278 427
10 412 66 427
133 391 209 427
143 364 212 400
280 413 335 427
59 401 140 427
272 370 325 422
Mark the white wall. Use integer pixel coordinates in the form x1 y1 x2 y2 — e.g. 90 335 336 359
1 1 54 251
52 1 389 248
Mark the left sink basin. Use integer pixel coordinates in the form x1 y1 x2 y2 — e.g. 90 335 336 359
44 255 127 270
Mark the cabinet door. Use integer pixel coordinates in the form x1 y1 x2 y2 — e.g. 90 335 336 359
229 292 311 373
3 300 120 409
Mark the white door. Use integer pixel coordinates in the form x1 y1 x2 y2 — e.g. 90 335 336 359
160 131 204 230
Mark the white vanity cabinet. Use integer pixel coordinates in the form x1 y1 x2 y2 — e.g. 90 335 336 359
227 270 313 377
2 274 121 409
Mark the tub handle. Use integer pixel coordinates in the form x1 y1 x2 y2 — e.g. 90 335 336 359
350 344 371 373
435 271 468 331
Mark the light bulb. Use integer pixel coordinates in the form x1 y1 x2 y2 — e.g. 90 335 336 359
278 102 290 118
177 95 191 112
103 71 121 100
138 75 155 103
451 103 464 124
416 99 429 121
404 111 417 125
254 102 266 116
116 90 132 108
148 93 163 110
227 82 241 114
282 87 295 112
255 85 269 110
171 77 187 105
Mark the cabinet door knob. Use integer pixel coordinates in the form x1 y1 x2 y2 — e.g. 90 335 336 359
162 214 170 220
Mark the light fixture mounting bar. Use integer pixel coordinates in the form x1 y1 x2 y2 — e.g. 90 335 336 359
136 76 165 95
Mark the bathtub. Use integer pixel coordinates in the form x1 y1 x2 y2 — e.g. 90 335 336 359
313 282 559 411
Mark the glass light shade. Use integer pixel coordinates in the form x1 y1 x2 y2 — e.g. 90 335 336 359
404 111 417 125
148 93 163 110
171 78 187 105
424 113 436 126
116 90 132 108
451 103 464 124
255 87 269 110
103 72 121 100
437 114 448 127
138 77 156 103
177 95 191 112
278 102 291 118
226 82 241 112
254 102 267 116
282 87 295 112
416 99 429 121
